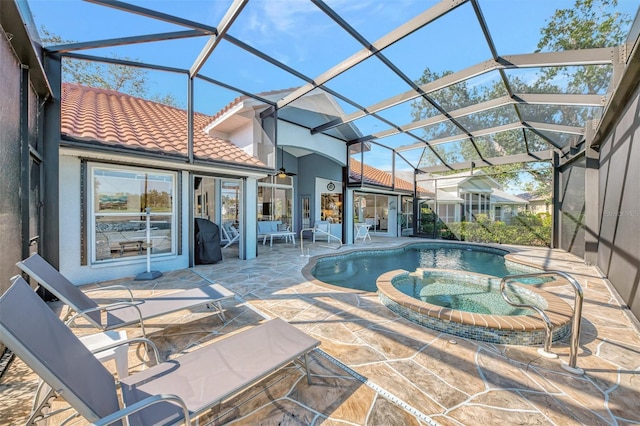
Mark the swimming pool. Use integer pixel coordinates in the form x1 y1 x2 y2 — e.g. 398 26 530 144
310 242 542 292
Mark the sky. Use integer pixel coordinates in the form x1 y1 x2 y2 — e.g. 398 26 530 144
27 0 638 112
25 0 639 192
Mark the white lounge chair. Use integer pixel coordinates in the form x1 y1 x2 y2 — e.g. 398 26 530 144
17 253 235 337
0 276 320 426
221 222 240 249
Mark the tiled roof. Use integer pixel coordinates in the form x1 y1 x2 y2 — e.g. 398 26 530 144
60 83 264 166
349 158 433 195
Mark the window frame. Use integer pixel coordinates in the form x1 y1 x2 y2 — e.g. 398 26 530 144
88 163 178 265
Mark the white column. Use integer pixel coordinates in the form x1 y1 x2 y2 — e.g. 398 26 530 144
244 177 258 260
345 188 354 244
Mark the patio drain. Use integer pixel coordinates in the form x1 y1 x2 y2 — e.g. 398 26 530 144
314 349 440 426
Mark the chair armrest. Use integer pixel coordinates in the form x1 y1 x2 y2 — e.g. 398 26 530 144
84 285 134 302
90 394 190 426
89 337 161 364
66 301 146 337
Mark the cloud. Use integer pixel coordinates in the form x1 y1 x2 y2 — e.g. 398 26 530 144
325 0 414 25
231 0 332 67
236 0 416 51
257 0 320 35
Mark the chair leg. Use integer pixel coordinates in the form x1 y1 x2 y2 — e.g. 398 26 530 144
215 301 226 322
208 301 226 323
26 381 56 426
304 352 312 385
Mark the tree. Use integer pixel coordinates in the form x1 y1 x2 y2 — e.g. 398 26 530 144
40 28 181 107
536 0 631 94
411 0 630 194
411 68 553 189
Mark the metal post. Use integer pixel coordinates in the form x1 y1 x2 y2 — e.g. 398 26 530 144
433 178 438 238
135 207 162 280
584 121 599 265
42 54 61 268
145 210 151 273
551 151 560 249
561 275 584 375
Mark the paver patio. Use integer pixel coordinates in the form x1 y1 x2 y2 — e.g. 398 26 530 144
1 237 639 425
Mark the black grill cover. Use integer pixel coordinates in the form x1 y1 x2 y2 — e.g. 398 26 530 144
194 218 222 264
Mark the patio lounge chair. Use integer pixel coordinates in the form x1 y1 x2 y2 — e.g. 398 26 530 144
0 276 320 426
221 222 240 249
17 253 235 337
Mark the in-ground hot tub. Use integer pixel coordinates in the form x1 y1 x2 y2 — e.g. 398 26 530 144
377 269 573 345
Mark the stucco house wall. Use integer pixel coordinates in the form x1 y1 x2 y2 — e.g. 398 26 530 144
58 154 191 285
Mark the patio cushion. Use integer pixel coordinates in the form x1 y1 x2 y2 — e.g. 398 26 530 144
257 221 282 235
120 317 319 425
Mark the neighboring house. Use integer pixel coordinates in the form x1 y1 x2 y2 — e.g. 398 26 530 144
518 193 552 214
59 84 425 284
422 170 529 224
349 160 434 236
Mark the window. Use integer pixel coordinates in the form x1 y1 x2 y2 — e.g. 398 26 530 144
194 176 216 222
462 192 490 221
90 164 176 263
301 195 310 229
437 204 456 223
258 176 293 227
321 193 342 224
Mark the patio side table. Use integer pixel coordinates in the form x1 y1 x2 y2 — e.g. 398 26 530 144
79 330 129 379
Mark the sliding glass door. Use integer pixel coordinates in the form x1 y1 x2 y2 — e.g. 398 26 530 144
258 176 293 228
354 192 391 234
193 176 243 260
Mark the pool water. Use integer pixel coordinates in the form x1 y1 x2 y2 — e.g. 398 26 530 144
312 243 540 292
393 275 534 316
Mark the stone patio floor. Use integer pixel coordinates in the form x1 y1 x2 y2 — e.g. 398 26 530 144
1 237 639 425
